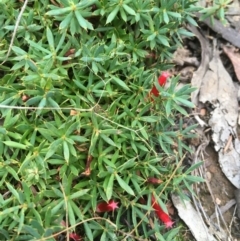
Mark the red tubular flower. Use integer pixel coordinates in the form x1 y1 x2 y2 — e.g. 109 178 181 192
150 72 171 97
151 195 174 228
96 200 119 212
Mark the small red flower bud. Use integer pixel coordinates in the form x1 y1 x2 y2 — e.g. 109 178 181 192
147 177 163 184
21 95 30 102
69 233 82 241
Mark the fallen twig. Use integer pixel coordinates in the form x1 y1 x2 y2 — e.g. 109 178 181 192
210 199 236 220
0 0 29 65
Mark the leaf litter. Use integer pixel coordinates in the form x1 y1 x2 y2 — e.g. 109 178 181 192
171 12 240 240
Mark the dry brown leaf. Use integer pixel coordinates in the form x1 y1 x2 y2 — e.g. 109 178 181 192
199 41 240 188
223 46 240 82
188 25 212 106
199 43 238 128
171 194 217 241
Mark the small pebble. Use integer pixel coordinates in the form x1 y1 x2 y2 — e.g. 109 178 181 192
200 108 206 116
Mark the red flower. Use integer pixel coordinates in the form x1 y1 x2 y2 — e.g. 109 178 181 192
150 72 171 97
96 200 119 212
151 195 174 228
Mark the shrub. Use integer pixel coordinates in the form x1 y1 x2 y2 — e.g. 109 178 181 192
0 0 203 240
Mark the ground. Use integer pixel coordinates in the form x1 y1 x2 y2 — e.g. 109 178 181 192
172 7 240 238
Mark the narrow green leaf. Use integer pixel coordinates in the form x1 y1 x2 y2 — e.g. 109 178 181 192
185 175 205 183
139 116 159 122
70 165 78 176
163 10 169 23
3 141 27 150
147 33 156 41
157 35 169 46
22 182 31 204
106 6 120 24
59 12 73 30
178 28 195 37
63 141 69 163
174 104 188 115
106 174 114 200
26 39 51 54
174 97 195 108
6 166 20 181
165 99 172 116
71 201 84 220
185 161 203 174
0 228 10 239
118 157 136 171
134 207 149 222
100 134 117 147
166 227 181 241
51 200 64 215
12 46 27 55
68 201 76 227
111 76 130 91
138 125 148 140
17 209 25 234
75 11 93 30
89 131 99 155
186 15 198 26
45 139 63 159
84 222 93 241
52 187 63 198
70 135 88 142
6 182 20 203
46 7 72 16
46 27 54 49
167 11 181 18
91 186 97 211
122 4 136 15
18 155 34 173
120 7 127 22
0 205 21 216
36 97 47 116
115 173 134 195
69 189 89 199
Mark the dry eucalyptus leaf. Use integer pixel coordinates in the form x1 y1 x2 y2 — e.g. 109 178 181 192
223 46 240 82
209 108 240 188
188 25 212 106
199 49 238 128
209 107 232 151
199 43 240 188
219 142 240 189
171 194 217 241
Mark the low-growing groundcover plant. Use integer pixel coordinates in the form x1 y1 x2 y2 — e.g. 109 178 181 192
0 0 206 240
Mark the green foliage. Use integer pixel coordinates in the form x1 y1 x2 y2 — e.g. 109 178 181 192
199 0 232 24
0 0 204 240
